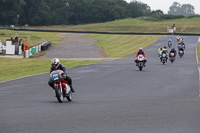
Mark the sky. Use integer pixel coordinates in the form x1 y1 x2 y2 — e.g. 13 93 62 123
125 0 200 15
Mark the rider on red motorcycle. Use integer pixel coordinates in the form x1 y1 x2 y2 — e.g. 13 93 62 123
135 48 147 66
48 58 75 92
169 48 177 57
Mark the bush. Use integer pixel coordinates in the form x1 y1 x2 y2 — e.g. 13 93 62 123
159 14 185 20
187 15 200 18
140 14 185 21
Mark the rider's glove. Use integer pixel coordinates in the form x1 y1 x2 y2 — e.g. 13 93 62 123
62 73 67 79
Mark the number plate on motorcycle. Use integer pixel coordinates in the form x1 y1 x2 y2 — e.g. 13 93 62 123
53 74 59 80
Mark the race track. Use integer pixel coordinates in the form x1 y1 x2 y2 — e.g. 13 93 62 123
0 35 200 133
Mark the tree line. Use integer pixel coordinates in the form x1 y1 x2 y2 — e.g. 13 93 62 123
0 0 196 26
168 2 195 16
0 0 151 26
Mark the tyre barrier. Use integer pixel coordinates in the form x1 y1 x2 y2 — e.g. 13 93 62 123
41 41 51 51
25 41 51 58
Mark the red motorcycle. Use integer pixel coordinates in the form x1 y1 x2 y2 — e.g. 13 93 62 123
136 54 145 71
169 52 175 63
49 70 72 103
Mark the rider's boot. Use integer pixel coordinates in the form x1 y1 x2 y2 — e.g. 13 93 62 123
135 60 138 66
70 84 75 93
48 81 54 90
144 60 147 67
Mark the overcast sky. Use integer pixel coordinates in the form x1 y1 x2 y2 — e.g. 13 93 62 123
125 0 200 14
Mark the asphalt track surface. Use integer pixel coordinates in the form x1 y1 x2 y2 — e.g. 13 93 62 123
42 34 105 59
0 35 200 133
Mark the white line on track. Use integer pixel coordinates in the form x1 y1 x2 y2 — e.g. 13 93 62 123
195 38 200 97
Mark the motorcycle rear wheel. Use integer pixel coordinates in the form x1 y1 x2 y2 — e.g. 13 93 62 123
162 61 165 65
66 93 72 102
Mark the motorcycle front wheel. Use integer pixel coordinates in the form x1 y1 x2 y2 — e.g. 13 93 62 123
138 62 143 71
55 86 64 103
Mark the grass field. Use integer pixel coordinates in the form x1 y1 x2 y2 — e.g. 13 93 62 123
87 34 161 57
28 17 200 33
197 42 200 62
0 29 63 47
0 58 100 82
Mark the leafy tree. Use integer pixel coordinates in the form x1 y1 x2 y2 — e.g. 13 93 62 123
0 0 159 26
150 10 164 16
181 4 195 16
0 0 25 25
22 0 53 26
127 1 151 18
168 2 195 16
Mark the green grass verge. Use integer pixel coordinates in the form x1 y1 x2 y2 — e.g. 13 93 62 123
0 58 100 82
0 29 63 47
29 17 200 33
197 42 200 62
86 34 161 57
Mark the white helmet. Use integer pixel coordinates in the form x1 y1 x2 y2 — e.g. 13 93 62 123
169 39 171 41
139 47 143 51
51 58 60 69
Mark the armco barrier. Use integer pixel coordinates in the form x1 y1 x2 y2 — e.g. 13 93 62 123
9 28 200 36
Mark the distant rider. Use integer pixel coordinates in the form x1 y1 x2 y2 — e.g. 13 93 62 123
180 38 183 42
169 48 177 57
158 47 163 57
168 39 172 47
178 44 184 54
180 38 185 49
135 48 147 66
160 48 168 62
48 58 75 92
163 46 168 53
178 42 185 50
176 35 180 41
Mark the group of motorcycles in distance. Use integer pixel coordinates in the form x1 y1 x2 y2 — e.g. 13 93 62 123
135 35 186 71
158 36 185 65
